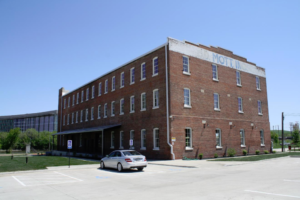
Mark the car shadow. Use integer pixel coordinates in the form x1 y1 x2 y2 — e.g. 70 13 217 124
97 167 145 174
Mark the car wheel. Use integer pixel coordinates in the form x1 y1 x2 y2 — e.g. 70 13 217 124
117 163 123 172
100 161 105 169
137 167 144 171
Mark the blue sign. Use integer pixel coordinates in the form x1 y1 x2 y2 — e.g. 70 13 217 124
67 140 72 149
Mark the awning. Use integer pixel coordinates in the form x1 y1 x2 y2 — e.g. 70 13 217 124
52 124 121 136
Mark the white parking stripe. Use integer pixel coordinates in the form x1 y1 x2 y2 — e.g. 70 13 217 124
245 190 300 198
12 176 26 186
53 171 83 181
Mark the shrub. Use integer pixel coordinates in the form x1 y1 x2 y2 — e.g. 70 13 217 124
214 153 218 158
264 150 269 154
227 148 236 157
198 153 203 160
273 150 276 153
255 150 260 155
242 149 247 156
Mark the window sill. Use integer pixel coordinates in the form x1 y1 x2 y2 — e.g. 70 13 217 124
119 113 124 115
130 147 135 150
238 111 244 114
140 109 146 112
104 116 107 118
110 147 114 149
213 78 219 82
257 88 261 91
258 113 263 116
98 95 101 97
152 73 158 77
140 78 146 81
185 147 193 150
119 147 124 149
120 86 124 89
184 105 192 109
214 108 221 112
91 97 94 99
216 146 223 149
237 84 242 87
183 71 191 76
104 92 108 94
152 106 159 110
261 144 265 147
111 89 115 92
111 115 115 117
140 147 146 150
97 117 101 119
130 111 135 114
91 119 94 121
85 120 88 122
153 148 160 151
130 82 135 85
241 145 246 148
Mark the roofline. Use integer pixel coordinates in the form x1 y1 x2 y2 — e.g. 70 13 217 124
0 110 58 120
62 42 168 97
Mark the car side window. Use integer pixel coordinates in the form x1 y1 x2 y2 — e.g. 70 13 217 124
108 152 115 157
115 152 121 157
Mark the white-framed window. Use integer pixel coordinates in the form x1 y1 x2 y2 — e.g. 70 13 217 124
98 82 102 96
141 92 146 111
63 115 65 126
260 129 265 146
152 57 158 76
68 97 70 107
130 130 135 149
184 88 191 108
256 76 261 90
130 96 135 113
105 79 108 94
216 129 222 148
214 93 220 111
67 114 69 125
130 67 135 84
141 129 146 150
258 100 262 115
76 111 78 123
153 89 159 109
185 128 192 150
119 131 124 149
111 101 115 116
141 62 146 81
86 88 89 101
72 95 75 106
240 129 245 146
85 109 88 121
238 97 243 113
110 131 115 149
236 71 241 86
153 128 159 150
91 107 94 120
112 76 115 91
98 105 101 119
120 72 124 88
64 99 66 109
92 85 95 99
80 110 83 122
71 113 74 124
79 133 82 147
183 56 190 74
77 93 79 104
212 64 218 81
120 98 124 115
81 91 84 102
104 103 107 118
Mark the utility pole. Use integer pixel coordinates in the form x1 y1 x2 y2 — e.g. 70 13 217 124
282 112 284 152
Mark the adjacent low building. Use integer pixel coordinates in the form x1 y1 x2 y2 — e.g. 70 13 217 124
55 37 270 159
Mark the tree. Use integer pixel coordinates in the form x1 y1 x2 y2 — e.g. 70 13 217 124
3 128 21 153
292 129 299 145
271 131 279 143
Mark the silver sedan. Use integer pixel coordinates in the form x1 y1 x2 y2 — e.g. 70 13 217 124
100 150 147 172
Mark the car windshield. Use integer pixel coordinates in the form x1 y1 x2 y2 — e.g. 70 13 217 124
122 151 142 156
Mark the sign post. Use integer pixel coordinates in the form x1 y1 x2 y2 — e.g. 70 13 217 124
129 139 133 148
67 140 72 168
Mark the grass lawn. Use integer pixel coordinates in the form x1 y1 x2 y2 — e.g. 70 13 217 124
209 152 300 162
0 156 99 172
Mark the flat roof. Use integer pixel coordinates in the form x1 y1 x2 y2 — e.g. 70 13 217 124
0 110 58 120
52 124 121 135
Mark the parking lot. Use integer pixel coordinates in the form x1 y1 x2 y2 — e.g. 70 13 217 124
0 156 300 200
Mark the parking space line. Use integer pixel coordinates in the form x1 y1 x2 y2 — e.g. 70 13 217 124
54 171 83 181
245 190 300 198
284 180 300 183
12 176 26 186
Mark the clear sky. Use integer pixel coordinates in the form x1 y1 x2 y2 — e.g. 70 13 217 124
0 0 299 130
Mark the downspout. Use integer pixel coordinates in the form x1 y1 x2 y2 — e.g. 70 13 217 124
165 43 175 160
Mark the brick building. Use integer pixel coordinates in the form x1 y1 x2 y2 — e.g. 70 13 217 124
54 38 270 160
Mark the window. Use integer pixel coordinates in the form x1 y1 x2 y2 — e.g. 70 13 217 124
185 128 192 150
98 105 101 119
258 100 262 115
141 63 146 80
86 88 89 101
153 57 158 76
130 67 135 84
63 115 65 126
80 110 83 122
153 128 159 150
256 76 261 90
72 95 75 106
130 130 135 149
91 107 94 120
212 64 218 81
85 109 88 121
81 91 84 102
77 93 79 104
98 82 102 96
92 85 95 99
130 96 135 113
238 97 243 113
184 88 191 107
216 129 222 148
120 98 124 115
71 113 74 124
183 56 190 74
111 132 115 149
112 76 115 91
104 103 107 118
68 97 70 107
76 111 78 123
120 72 125 88
236 71 241 86
67 114 69 125
64 99 66 109
240 129 245 146
111 101 115 116
214 93 220 110
120 131 124 149
153 89 159 109
141 93 146 111
141 129 146 150
105 79 108 94
260 130 265 145
80 133 82 147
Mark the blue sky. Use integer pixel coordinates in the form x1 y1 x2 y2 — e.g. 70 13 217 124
0 0 299 130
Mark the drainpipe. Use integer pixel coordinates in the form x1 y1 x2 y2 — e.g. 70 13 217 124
165 43 175 160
